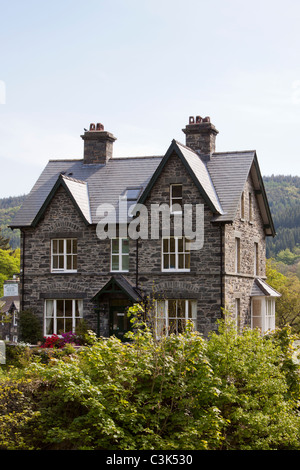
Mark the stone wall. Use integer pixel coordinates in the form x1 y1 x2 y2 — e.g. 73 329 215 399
21 150 225 338
224 173 266 328
136 151 223 336
21 151 267 338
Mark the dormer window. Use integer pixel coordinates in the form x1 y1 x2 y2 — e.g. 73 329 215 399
170 184 182 213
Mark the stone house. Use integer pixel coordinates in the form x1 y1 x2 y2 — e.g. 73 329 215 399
10 116 280 340
0 278 20 342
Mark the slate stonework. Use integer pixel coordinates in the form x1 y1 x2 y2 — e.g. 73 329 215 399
20 149 267 338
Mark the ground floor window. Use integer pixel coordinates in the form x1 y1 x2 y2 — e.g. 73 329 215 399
44 299 83 335
251 297 275 333
235 298 241 331
155 299 197 337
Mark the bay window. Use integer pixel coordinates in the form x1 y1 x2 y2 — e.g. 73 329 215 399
251 297 275 333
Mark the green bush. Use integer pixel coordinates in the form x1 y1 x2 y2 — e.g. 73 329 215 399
18 310 43 345
1 306 300 450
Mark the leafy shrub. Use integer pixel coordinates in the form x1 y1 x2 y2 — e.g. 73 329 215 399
18 310 43 345
1 306 300 450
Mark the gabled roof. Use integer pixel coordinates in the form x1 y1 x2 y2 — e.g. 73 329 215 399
207 151 255 222
251 278 281 297
91 275 143 303
138 140 224 215
10 156 162 228
9 135 275 237
0 298 19 314
207 151 276 236
32 174 92 227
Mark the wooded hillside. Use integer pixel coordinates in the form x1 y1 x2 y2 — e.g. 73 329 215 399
264 175 300 259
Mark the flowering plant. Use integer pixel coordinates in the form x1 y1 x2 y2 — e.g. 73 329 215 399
41 332 81 349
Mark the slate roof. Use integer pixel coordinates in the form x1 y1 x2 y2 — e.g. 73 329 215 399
207 151 255 222
171 141 223 214
9 137 275 236
251 278 281 297
10 156 163 227
0 297 19 314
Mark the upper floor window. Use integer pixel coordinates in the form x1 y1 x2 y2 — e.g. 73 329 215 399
254 242 259 276
170 184 182 213
249 192 253 222
235 237 241 273
240 191 245 219
44 299 83 335
162 237 190 272
111 238 129 272
51 239 77 273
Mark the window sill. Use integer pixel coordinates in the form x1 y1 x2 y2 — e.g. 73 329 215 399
51 270 78 274
110 270 129 273
161 269 190 273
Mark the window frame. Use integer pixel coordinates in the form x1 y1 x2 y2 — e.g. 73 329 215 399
254 242 259 276
235 237 241 274
111 237 129 272
240 191 245 219
51 238 78 273
235 298 241 332
44 298 83 336
170 184 183 214
249 192 253 222
162 236 190 272
155 299 197 337
251 296 275 334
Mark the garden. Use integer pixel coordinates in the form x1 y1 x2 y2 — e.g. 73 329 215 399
1 304 300 450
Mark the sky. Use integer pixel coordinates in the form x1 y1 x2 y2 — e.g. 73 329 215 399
1 0 300 198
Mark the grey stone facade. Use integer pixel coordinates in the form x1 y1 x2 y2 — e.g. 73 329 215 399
13 116 279 340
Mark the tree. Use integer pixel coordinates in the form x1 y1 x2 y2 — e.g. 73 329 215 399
0 248 20 295
0 228 10 250
266 259 300 333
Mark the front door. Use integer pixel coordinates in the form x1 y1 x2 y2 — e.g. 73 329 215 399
109 305 131 341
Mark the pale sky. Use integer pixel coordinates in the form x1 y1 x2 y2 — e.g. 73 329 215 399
1 0 300 198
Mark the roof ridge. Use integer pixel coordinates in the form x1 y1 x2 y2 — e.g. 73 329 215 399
173 139 198 154
212 150 256 155
60 174 86 185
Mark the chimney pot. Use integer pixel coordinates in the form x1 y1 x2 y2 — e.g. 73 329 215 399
196 115 202 123
96 123 104 131
189 116 195 124
89 123 96 131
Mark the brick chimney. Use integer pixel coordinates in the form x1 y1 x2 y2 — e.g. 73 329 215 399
81 123 117 164
182 116 218 154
